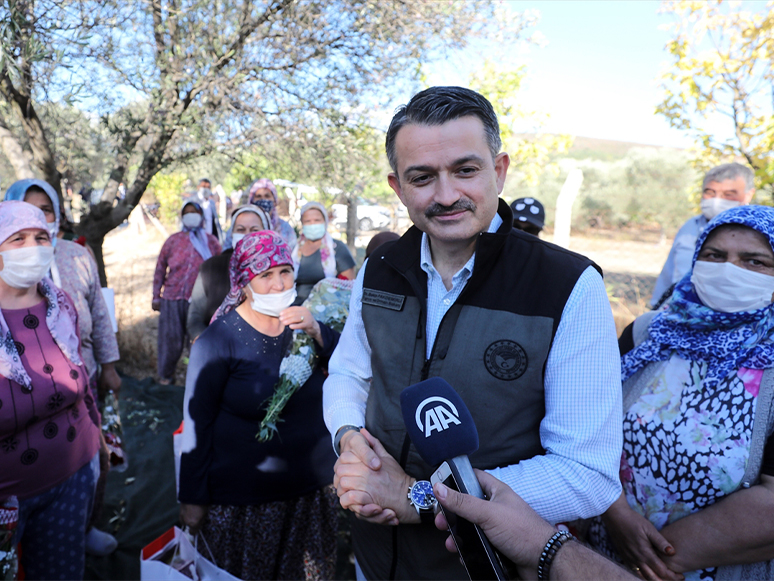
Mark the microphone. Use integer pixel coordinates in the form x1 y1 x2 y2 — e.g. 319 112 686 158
400 378 485 499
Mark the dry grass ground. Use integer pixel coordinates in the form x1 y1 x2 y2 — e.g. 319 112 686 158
105 224 672 381
554 228 671 334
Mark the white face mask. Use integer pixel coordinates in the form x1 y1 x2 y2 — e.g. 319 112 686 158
0 246 55 289
182 213 203 229
701 198 741 220
691 260 774 313
231 233 245 247
249 285 297 317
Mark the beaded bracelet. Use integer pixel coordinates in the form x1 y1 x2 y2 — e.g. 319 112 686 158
537 530 574 580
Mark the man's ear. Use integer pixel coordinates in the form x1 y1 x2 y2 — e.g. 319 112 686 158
388 173 405 205
744 188 756 205
494 152 510 194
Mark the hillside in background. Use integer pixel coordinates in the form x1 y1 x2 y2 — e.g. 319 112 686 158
566 135 684 160
514 133 685 162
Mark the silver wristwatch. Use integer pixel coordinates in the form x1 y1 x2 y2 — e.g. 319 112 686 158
408 480 437 514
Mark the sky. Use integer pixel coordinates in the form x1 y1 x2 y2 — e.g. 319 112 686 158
419 1 694 149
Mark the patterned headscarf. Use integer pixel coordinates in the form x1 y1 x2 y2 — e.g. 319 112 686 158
292 202 337 279
4 179 60 246
212 231 293 321
247 178 279 230
223 205 271 250
0 201 82 390
181 200 212 261
622 205 774 389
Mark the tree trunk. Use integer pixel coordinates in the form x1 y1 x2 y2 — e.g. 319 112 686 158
1 71 63 202
85 232 109 288
346 195 358 252
0 115 34 179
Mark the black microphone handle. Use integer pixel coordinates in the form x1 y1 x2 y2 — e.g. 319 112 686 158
447 455 486 499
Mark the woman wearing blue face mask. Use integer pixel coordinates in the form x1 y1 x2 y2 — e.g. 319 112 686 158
588 205 774 581
291 202 355 305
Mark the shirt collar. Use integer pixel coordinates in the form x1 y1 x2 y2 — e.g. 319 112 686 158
420 212 503 279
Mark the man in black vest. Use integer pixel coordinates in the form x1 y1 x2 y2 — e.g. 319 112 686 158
323 86 623 580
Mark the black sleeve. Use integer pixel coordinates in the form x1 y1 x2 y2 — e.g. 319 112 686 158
333 240 356 273
178 325 231 504
761 433 774 477
618 321 635 356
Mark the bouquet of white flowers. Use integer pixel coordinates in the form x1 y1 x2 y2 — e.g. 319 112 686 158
257 277 354 442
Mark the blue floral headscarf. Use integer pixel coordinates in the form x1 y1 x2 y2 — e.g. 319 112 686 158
622 205 774 389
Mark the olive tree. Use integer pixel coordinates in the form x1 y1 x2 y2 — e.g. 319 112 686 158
0 0 536 282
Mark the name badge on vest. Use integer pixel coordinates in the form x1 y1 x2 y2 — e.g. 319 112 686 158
362 288 405 311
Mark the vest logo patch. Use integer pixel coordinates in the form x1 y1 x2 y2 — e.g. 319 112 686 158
484 340 527 381
362 289 405 311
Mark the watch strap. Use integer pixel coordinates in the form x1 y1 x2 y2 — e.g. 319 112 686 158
419 507 435 525
334 425 361 456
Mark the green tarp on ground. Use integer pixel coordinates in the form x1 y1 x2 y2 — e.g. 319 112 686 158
85 376 183 580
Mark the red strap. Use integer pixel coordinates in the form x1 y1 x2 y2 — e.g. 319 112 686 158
142 526 177 560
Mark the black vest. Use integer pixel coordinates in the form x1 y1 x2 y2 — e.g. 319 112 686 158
354 199 600 580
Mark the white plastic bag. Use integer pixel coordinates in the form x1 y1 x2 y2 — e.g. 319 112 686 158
140 526 240 581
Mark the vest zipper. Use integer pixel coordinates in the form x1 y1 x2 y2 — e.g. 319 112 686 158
420 358 431 381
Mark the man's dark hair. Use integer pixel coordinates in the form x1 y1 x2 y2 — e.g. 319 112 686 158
385 86 501 174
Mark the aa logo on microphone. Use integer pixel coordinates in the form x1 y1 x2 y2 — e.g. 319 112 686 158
415 396 461 437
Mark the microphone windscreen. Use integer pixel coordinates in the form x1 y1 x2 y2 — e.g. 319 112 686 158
400 377 479 467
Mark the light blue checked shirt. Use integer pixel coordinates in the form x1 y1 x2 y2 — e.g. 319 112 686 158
323 216 622 523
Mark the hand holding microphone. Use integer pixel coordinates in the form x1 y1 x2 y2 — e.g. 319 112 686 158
433 468 557 577
400 378 509 580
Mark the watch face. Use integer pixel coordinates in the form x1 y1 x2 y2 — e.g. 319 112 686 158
410 480 436 510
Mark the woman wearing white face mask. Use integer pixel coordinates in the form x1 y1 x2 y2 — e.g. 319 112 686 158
291 201 355 305
0 201 104 580
152 200 222 384
178 231 339 580
186 205 271 340
7 175 123 556
588 206 774 581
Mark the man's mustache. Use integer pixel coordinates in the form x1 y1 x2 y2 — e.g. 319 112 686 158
425 199 476 218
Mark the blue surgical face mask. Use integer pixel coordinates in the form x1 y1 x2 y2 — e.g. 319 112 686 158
302 223 326 241
253 199 274 214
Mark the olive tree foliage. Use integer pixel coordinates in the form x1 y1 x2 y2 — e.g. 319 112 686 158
468 60 573 188
513 147 698 235
227 119 388 246
0 0 537 283
656 0 774 198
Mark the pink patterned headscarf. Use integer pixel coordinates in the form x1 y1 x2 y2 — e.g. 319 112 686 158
0 200 49 244
212 231 293 321
0 201 82 390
